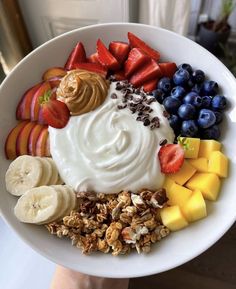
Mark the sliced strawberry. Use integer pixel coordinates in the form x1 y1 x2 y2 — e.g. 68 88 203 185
114 70 127 81
158 144 184 174
64 42 86 70
109 41 130 64
97 39 120 71
40 90 70 129
129 59 162 87
124 48 150 77
128 32 160 61
143 79 158 92
73 62 107 78
87 52 99 64
159 62 177 78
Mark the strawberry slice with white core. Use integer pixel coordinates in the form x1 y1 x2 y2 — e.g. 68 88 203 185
158 144 184 174
97 39 120 71
124 48 150 77
109 41 130 64
128 32 160 61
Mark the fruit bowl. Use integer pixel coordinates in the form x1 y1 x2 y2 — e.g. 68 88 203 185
0 23 236 278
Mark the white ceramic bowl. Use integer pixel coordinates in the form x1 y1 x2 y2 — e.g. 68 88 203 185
0 23 236 278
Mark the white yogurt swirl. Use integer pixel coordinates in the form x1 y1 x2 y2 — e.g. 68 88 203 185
49 82 174 193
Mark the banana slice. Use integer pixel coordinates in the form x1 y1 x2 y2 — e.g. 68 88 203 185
64 185 77 211
5 155 43 196
51 185 71 221
56 175 64 185
14 186 61 224
37 157 52 186
47 158 59 185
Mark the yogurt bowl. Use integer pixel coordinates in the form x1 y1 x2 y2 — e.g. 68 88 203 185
0 23 236 278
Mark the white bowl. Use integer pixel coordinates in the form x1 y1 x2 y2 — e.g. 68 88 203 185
0 23 236 278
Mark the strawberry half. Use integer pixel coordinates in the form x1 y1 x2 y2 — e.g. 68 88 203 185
158 144 184 174
97 39 120 71
129 59 162 87
124 48 150 77
87 52 99 64
64 42 86 70
109 41 130 64
73 62 107 78
40 90 70 129
114 70 127 81
159 62 177 78
143 78 158 92
128 32 160 61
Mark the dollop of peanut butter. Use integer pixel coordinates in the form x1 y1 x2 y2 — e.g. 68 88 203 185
57 70 109 115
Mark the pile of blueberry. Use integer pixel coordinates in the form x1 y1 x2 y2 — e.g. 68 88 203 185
152 63 227 140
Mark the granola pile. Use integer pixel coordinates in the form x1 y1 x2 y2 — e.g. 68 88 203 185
46 188 170 255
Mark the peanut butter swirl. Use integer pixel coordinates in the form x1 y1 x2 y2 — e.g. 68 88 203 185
57 70 109 115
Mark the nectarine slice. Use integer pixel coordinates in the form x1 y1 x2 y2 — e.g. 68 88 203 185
16 122 36 156
28 124 45 155
42 67 66 81
35 127 49 157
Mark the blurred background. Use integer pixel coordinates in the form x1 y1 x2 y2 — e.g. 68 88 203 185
0 1 235 289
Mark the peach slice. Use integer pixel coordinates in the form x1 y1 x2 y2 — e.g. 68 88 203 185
28 124 45 155
16 122 36 156
5 121 29 159
16 83 42 120
35 127 49 157
31 81 51 121
42 67 66 81
45 134 51 157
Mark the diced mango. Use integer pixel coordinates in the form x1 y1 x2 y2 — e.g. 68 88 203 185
198 140 221 159
167 182 192 207
188 157 208 173
185 173 220 201
160 205 188 231
169 160 196 185
163 177 175 193
178 137 200 159
208 151 229 178
182 190 207 222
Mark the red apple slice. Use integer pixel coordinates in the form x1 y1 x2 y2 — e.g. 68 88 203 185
5 121 29 159
16 83 42 120
31 81 51 122
42 67 66 81
28 124 45 155
16 121 36 156
35 127 49 157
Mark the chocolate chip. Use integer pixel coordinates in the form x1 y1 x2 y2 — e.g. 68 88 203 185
130 108 137 114
138 111 143 116
117 104 127 109
136 116 142 121
116 83 125 90
122 98 128 103
111 93 118 99
151 117 160 123
163 110 169 118
159 139 167 146
146 97 156 104
143 119 150 126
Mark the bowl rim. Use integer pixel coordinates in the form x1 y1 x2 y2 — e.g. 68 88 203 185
1 22 236 278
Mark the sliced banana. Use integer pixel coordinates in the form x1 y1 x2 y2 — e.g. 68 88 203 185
14 186 60 224
51 185 71 221
56 175 64 185
37 157 52 186
47 158 59 185
5 155 43 196
64 185 77 211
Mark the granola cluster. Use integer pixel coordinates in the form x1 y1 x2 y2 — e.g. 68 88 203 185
46 188 170 255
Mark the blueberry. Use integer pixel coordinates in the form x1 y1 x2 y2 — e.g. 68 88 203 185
178 104 196 120
191 83 203 95
157 77 172 93
152 89 165 104
181 120 198 137
187 79 194 89
214 111 223 124
163 96 181 114
171 86 186 100
173 69 190 86
191 70 205 83
211 95 227 110
183 93 202 108
178 63 193 74
198 109 216 128
202 80 218 95
201 96 212 108
168 114 181 132
201 125 220 140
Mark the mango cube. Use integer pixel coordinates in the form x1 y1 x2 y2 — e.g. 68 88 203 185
186 173 220 201
208 151 229 178
188 158 208 173
198 140 221 159
167 182 192 208
160 205 188 231
182 190 207 222
178 137 200 159
163 177 175 193
169 160 196 185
